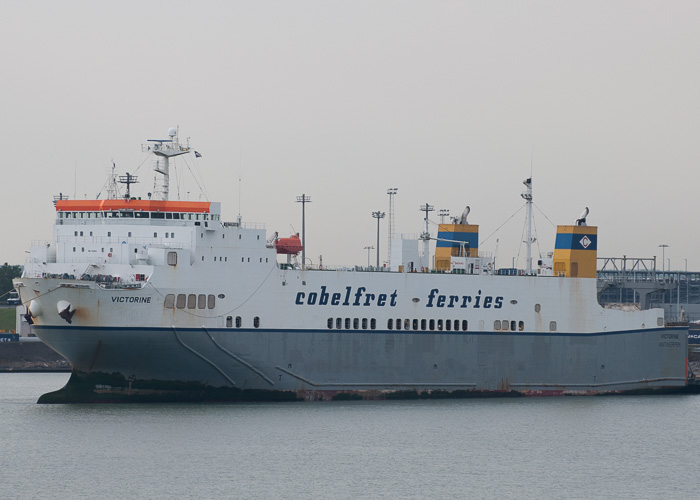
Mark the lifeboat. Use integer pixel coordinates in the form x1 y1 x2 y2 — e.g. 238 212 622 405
276 234 303 255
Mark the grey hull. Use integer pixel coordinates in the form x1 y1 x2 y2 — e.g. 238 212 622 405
35 325 690 402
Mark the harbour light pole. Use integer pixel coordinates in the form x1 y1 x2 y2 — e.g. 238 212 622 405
372 211 385 269
296 194 311 270
364 245 374 267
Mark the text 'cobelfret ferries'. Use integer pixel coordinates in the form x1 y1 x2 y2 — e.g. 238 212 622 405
112 296 152 303
294 286 505 309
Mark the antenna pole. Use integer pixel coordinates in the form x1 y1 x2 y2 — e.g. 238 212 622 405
420 203 434 271
521 178 533 275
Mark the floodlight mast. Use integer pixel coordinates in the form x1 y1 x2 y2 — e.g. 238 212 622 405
142 127 190 201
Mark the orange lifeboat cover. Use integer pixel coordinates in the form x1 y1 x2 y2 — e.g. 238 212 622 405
276 234 303 255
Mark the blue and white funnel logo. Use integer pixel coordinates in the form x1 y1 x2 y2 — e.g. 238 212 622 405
579 235 591 249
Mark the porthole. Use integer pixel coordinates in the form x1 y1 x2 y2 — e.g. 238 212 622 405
445 320 451 331
549 321 557 332
510 320 516 331
226 316 232 328
187 294 196 309
218 294 225 299
519 321 524 331
510 299 518 305
353 318 359 329
253 316 260 328
387 318 393 330
327 318 333 329
413 319 418 330
337 318 342 329
362 318 368 329
370 318 376 329
535 303 541 313
429 319 435 330
345 318 351 329
462 320 468 331
494 320 501 330
235 316 242 328
421 319 427 330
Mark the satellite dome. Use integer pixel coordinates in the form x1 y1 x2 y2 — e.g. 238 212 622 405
168 127 177 137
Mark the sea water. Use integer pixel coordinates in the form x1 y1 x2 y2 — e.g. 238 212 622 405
1 373 698 499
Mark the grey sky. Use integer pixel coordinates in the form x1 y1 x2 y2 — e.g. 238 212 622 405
2 1 699 271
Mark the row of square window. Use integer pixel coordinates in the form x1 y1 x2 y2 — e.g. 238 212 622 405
164 294 216 309
388 318 469 331
73 231 176 238
328 318 379 330
60 211 218 220
201 256 270 263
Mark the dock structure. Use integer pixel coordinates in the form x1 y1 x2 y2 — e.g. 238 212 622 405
597 256 700 321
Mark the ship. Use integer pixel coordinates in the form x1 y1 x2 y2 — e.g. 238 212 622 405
13 129 693 403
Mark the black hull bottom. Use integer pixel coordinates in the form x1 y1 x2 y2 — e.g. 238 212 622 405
36 370 700 404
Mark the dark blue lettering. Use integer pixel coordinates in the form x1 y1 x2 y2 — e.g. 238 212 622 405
390 290 398 306
331 293 341 306
377 294 387 306
319 286 329 305
494 296 503 309
427 289 439 307
307 292 317 305
437 296 446 307
483 296 492 308
353 287 366 306
364 293 375 306
295 292 305 305
448 295 459 308
343 286 352 306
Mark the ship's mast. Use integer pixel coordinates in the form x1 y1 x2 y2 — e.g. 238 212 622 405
521 177 534 274
142 127 190 201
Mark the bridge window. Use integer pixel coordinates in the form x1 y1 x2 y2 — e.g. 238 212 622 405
208 295 215 309
187 294 196 309
197 294 206 309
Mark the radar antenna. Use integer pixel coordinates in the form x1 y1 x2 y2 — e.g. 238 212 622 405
118 172 139 201
142 127 191 201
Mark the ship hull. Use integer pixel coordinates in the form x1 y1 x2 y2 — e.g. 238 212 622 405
35 324 689 403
